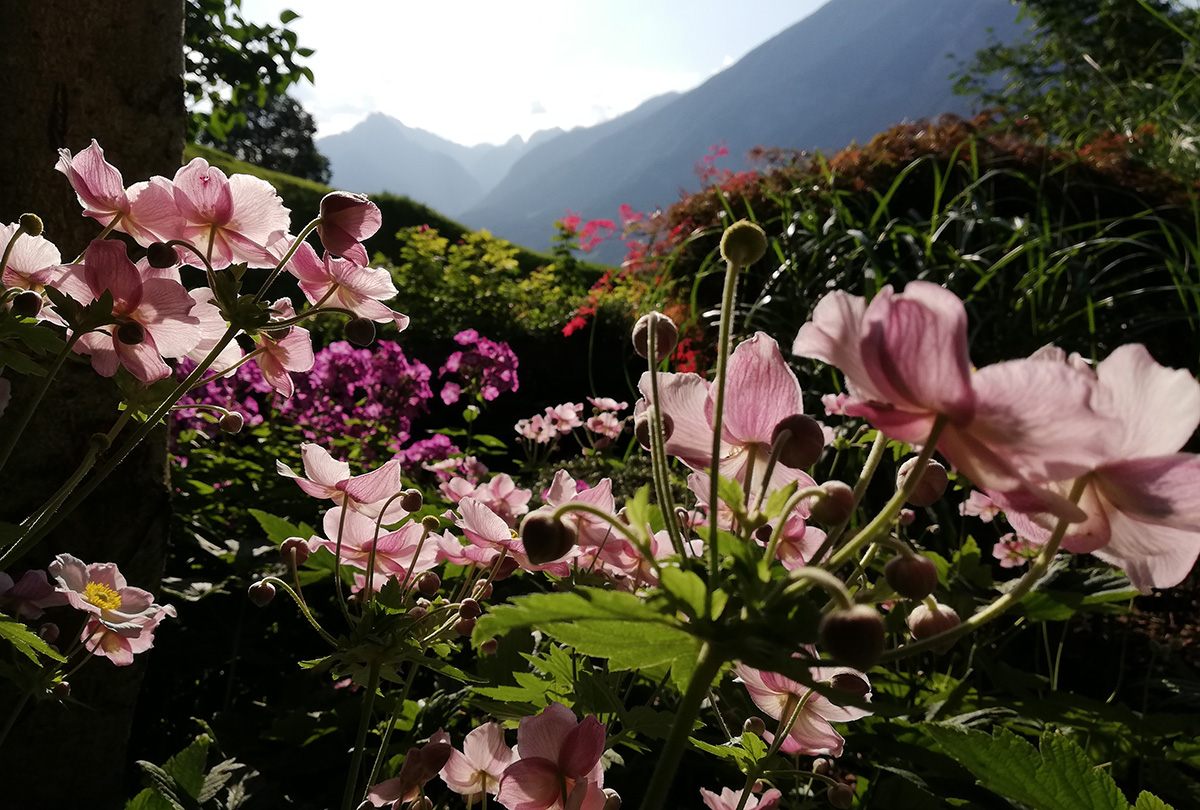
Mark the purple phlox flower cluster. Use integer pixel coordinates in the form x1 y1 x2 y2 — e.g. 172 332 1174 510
438 330 519 405
425 454 489 485
282 341 433 455
396 433 460 467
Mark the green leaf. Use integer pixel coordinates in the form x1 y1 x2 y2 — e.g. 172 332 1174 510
760 481 799 521
925 725 1130 810
0 613 66 664
279 9 299 23
1134 791 1175 810
163 734 212 799
623 485 653 536
474 587 700 676
716 475 746 516
249 508 307 545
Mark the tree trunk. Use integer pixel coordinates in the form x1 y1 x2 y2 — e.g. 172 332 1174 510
0 3 184 807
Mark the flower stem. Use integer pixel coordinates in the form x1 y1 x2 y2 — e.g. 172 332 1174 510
639 642 726 810
342 658 383 810
706 256 742 614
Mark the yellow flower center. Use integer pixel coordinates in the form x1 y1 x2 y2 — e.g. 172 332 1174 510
84 581 123 611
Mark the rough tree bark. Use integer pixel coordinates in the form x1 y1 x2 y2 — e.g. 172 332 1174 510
0 3 184 807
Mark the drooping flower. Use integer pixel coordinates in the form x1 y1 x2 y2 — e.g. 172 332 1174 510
82 603 175 666
56 239 201 382
700 787 782 810
1000 344 1200 590
248 299 315 398
284 241 408 328
277 442 406 521
733 658 873 757
0 222 65 310
318 191 382 261
368 732 454 807
49 554 166 636
0 570 68 621
440 722 516 802
496 703 607 810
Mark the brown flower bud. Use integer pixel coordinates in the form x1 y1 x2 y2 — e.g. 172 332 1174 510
896 458 948 508
520 511 577 565
11 290 42 318
884 554 939 600
632 312 678 360
218 411 245 434
344 317 376 347
603 789 622 810
417 571 440 597
719 220 768 266
634 408 673 450
248 580 276 607
146 242 178 268
906 601 961 652
742 716 766 736
830 672 871 697
18 213 43 236
480 638 499 655
809 481 855 525
473 579 494 600
827 783 855 809
454 617 476 637
281 537 310 567
772 414 826 469
421 515 441 532
458 597 481 620
400 489 424 513
819 604 885 671
37 623 59 644
116 321 145 346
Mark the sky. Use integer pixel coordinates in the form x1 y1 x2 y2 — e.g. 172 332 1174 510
239 0 828 146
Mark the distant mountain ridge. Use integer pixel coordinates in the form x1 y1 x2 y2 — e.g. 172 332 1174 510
321 0 1028 257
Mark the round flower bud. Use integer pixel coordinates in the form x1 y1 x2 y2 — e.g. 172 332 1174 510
281 537 310 567
603 789 622 810
344 317 376 347
742 717 766 737
421 515 441 532
218 411 245 434
812 758 833 776
818 604 885 671
37 623 59 644
400 489 424 513
53 681 71 699
884 554 939 600
771 414 826 469
454 617 476 637
896 458 949 508
458 597 481 620
480 639 499 656
18 213 43 236
809 481 855 525
719 220 768 266
409 605 428 621
830 672 870 698
417 571 440 597
906 601 961 652
897 508 915 526
145 242 178 268
474 579 494 600
631 312 678 360
634 409 673 450
248 580 276 607
827 783 855 809
520 511 577 565
11 290 42 318
116 321 146 346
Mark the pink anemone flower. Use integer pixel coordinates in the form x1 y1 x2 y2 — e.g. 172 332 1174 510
456 498 573 577
285 241 408 328
277 442 407 522
733 658 873 757
82 603 175 666
318 191 382 261
49 553 165 636
440 722 517 802
1000 344 1200 590
0 570 68 621
55 140 183 247
700 787 783 810
368 732 454 807
248 298 315 398
308 508 438 591
0 222 65 311
496 703 607 810
57 239 201 382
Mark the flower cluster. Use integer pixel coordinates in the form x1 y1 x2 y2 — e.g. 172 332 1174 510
438 329 519 405
515 398 628 456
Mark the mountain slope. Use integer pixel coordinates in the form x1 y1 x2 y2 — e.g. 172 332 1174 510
459 0 1028 258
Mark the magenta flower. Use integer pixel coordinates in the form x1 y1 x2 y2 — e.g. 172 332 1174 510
57 239 201 382
641 332 818 502
171 157 291 268
318 191 382 261
48 553 166 636
700 787 782 810
733 659 872 757
248 299 315 398
496 703 606 810
1001 344 1200 590
82 603 175 666
55 140 183 247
308 508 438 590
543 470 615 549
285 242 408 328
277 442 406 521
0 570 68 620
440 722 516 802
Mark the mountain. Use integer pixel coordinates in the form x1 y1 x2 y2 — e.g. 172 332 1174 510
317 114 561 216
458 0 1029 261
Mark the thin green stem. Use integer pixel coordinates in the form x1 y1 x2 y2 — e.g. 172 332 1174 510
261 577 339 646
342 658 383 810
365 660 421 791
645 322 685 557
809 430 888 565
254 217 321 303
0 691 31 749
640 642 726 810
0 228 25 278
706 257 742 614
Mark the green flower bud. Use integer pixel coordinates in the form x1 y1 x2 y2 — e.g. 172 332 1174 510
719 220 768 266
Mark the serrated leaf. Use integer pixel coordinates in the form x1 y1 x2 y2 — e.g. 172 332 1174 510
658 567 707 617
715 475 746 515
248 509 307 545
690 737 753 767
760 481 799 521
135 761 196 810
0 347 48 376
124 788 172 810
1134 791 1175 810
0 613 66 664
925 725 1130 810
198 758 242 803
740 731 767 762
623 485 653 536
163 735 211 798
